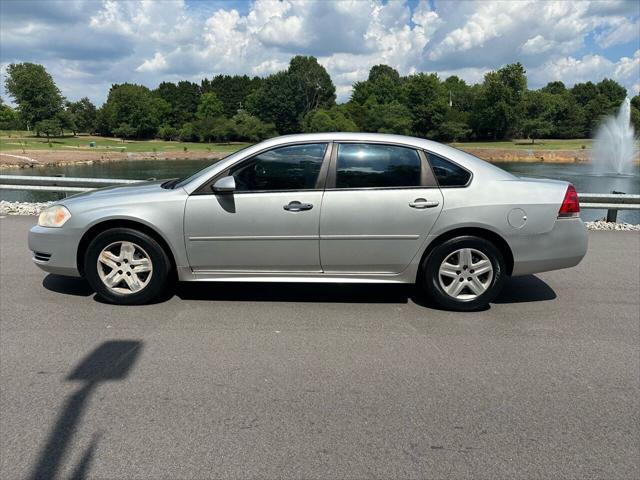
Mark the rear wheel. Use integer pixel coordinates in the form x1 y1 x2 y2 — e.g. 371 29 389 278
421 236 506 311
84 228 171 305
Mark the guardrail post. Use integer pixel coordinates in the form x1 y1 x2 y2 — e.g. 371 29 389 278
606 190 624 222
54 174 66 200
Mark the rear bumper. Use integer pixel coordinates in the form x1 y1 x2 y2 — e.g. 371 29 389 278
510 217 588 276
28 225 81 277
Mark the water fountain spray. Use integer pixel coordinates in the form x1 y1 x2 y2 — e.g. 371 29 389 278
592 97 637 175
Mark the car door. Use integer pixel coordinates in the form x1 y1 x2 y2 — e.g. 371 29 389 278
319 142 443 274
184 143 330 272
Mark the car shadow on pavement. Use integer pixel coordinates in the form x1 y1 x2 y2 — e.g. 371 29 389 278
493 274 557 304
42 273 556 307
29 340 143 480
43 274 94 297
176 274 556 307
175 282 414 304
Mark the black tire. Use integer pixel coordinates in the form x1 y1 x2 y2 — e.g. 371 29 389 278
420 236 506 311
84 227 171 305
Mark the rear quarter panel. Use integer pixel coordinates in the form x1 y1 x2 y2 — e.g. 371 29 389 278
428 176 588 276
432 177 568 238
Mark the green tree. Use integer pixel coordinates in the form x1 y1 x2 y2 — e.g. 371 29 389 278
541 81 566 95
571 81 599 106
0 98 21 130
247 71 301 134
209 117 235 142
4 63 64 129
231 111 277 141
55 108 77 136
302 106 358 133
288 55 336 114
521 118 552 143
201 75 263 117
438 121 472 142
363 101 412 135
153 81 200 128
35 118 62 140
437 108 472 141
196 92 224 119
549 93 585 138
178 122 198 142
66 97 97 134
596 78 627 106
583 94 613 135
471 63 527 139
403 73 448 137
631 95 640 133
442 76 475 112
248 56 336 133
157 124 179 141
101 83 161 138
351 65 403 106
113 123 137 142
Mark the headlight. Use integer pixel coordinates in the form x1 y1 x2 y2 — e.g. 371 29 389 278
38 205 71 227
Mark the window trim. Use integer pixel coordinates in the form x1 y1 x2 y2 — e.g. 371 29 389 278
325 141 438 191
423 150 473 188
192 141 333 195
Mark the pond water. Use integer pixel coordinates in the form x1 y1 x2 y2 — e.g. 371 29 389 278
2 159 639 223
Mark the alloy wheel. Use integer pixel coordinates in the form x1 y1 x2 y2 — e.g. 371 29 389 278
438 248 493 301
97 241 153 294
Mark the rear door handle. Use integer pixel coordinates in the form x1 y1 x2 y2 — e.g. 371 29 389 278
409 198 439 209
284 201 313 212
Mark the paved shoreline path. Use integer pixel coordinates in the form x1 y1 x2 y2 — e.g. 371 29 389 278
1 216 638 479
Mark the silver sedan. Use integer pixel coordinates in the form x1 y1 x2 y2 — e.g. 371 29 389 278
29 133 588 310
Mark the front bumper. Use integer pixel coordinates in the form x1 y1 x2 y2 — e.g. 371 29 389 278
510 217 588 276
28 225 82 277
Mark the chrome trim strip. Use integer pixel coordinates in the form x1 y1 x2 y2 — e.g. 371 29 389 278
192 269 324 274
189 235 318 241
189 234 420 241
321 234 420 240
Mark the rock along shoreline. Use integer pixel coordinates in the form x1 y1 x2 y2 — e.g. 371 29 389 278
2 200 638 231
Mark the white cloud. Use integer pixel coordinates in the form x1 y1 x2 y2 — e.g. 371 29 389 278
136 52 168 73
521 35 555 55
595 17 640 48
530 50 640 93
0 0 638 104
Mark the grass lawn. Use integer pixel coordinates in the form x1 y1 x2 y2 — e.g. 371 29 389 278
450 139 593 150
0 131 250 153
1 131 597 153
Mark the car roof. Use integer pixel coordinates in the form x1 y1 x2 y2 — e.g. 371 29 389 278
258 132 441 149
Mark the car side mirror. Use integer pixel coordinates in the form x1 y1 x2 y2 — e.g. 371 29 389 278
212 176 235 193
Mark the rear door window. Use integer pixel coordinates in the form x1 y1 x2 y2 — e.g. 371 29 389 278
335 143 422 189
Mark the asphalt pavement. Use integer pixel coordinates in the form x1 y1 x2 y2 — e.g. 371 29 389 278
1 215 638 479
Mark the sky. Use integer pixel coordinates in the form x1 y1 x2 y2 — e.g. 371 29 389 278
1 0 639 105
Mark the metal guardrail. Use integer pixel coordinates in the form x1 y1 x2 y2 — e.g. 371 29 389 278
0 174 140 193
1 174 638 221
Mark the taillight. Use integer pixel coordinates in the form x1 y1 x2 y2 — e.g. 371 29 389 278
558 184 580 217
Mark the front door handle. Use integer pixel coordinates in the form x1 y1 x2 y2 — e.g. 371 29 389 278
284 201 313 212
409 198 439 209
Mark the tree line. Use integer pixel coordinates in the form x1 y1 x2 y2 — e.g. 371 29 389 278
2 57 639 143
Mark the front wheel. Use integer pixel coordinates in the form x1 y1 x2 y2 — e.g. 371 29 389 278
420 236 506 311
84 228 171 305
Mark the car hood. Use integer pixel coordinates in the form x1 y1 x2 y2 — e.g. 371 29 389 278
58 179 184 212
